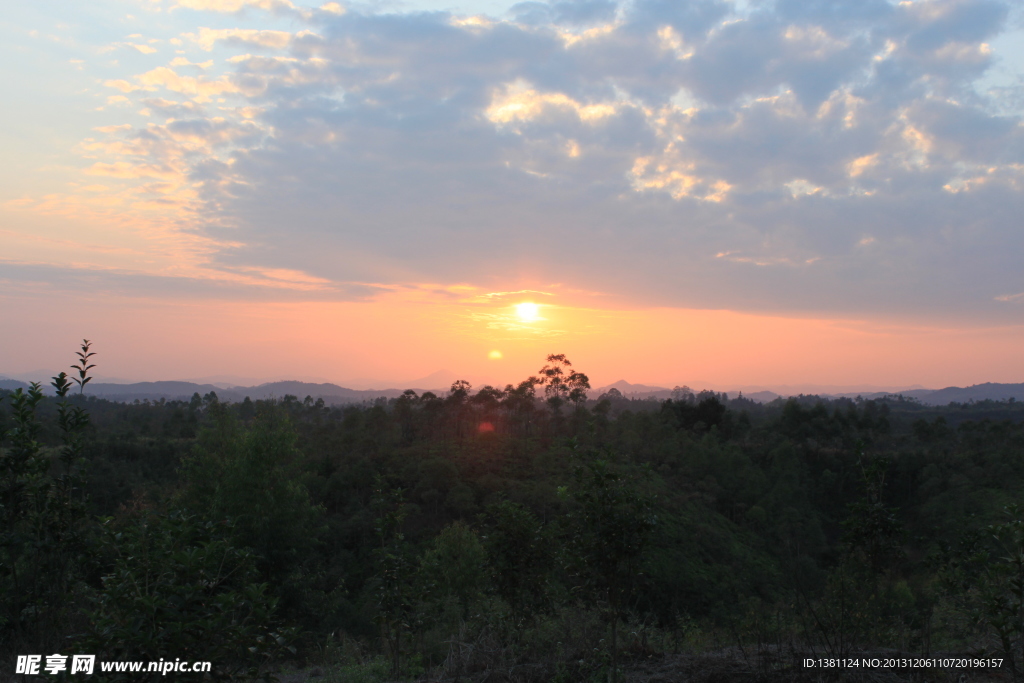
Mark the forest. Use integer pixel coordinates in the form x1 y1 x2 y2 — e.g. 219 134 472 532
3 345 1024 682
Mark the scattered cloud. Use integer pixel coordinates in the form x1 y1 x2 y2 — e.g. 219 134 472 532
135 66 240 101
11 0 1024 323
486 79 619 127
172 0 298 14
187 27 300 51
104 79 139 93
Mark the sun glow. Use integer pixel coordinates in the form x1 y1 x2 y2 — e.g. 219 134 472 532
515 302 540 322
488 350 503 359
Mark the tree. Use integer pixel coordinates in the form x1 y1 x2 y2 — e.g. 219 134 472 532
537 354 590 412
502 377 542 447
0 343 95 650
481 500 555 629
842 455 903 575
801 454 906 656
420 521 486 620
0 383 50 646
371 477 417 678
81 510 292 681
70 339 96 395
447 380 473 442
981 507 1024 680
177 404 325 621
560 455 656 683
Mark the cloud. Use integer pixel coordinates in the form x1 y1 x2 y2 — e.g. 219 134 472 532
172 0 298 14
140 97 207 116
485 79 619 126
0 259 381 301
24 0 1024 323
188 27 302 51
137 66 241 101
104 79 139 93
511 0 618 27
170 56 214 68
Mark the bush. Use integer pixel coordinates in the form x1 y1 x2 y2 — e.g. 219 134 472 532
80 508 293 681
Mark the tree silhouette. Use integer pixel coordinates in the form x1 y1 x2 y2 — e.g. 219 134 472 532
537 354 590 412
70 339 96 395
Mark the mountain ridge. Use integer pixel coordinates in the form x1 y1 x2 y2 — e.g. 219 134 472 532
3 375 1023 407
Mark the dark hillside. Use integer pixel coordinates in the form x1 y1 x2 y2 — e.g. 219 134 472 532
3 359 1024 681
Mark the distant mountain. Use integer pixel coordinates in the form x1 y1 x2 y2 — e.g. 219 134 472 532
74 380 405 404
1 370 61 384
749 383 929 396
4 374 1022 408
401 370 464 391
891 382 1024 406
327 370 498 392
727 390 781 403
733 383 1024 405
86 381 228 401
593 380 674 399
594 380 757 401
0 378 458 405
593 382 1024 406
234 381 407 402
178 374 335 388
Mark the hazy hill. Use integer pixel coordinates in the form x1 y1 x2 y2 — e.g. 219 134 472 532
228 381 409 403
893 382 1024 405
3 375 1023 407
728 390 782 403
82 381 415 404
88 381 227 401
593 380 674 399
0 379 30 392
0 378 452 405
566 380 1024 406
593 382 783 404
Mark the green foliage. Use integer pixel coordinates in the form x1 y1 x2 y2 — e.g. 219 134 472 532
481 500 555 627
799 557 884 657
977 506 1024 678
71 339 96 395
419 520 486 619
371 477 417 677
661 394 730 434
177 403 327 624
80 508 294 681
559 453 656 683
0 343 95 651
560 456 656 616
8 347 1024 679
537 354 591 412
0 383 50 644
841 455 904 574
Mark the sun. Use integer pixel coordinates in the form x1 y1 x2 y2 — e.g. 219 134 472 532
515 302 540 322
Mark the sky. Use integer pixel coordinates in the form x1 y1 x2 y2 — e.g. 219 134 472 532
2 0 1024 391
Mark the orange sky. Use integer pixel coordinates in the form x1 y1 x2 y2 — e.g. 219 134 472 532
3 0 1024 391
5 287 1024 390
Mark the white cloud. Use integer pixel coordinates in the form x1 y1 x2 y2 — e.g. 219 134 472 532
187 27 302 51
486 79 619 127
42 0 1024 320
173 0 297 13
136 66 240 101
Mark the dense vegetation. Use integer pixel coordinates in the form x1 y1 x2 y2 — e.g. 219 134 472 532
3 346 1024 681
